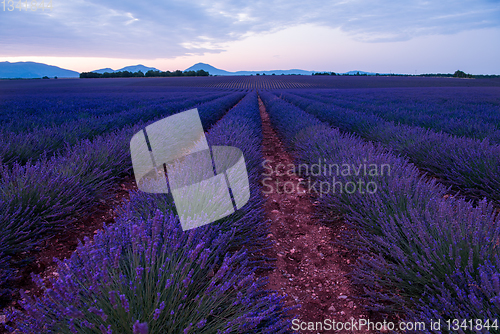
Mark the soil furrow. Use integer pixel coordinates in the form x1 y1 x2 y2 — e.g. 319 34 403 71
259 96 374 333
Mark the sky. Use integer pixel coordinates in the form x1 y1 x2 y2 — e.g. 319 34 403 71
1 0 499 74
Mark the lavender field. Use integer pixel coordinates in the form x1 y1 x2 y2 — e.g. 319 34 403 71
1 75 500 333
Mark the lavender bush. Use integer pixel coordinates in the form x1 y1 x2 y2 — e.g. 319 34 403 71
7 210 291 333
0 130 132 257
0 92 237 165
293 87 500 143
0 89 221 132
278 91 500 204
129 92 272 267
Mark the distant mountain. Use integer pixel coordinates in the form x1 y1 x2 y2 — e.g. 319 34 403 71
92 64 160 74
118 65 159 73
184 63 232 76
184 63 315 76
0 61 79 79
92 67 115 74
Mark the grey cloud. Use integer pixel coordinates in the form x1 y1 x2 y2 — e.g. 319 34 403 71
0 0 498 58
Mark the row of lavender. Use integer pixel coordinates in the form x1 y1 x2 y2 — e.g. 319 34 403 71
260 91 500 331
0 92 246 305
0 88 219 132
277 91 500 205
0 91 227 165
7 92 293 333
296 87 500 143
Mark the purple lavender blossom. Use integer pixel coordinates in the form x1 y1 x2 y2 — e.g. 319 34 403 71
119 294 130 313
132 320 148 334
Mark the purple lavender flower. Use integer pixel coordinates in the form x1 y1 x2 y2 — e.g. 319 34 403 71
197 319 207 329
109 290 119 309
183 322 193 334
111 246 121 269
199 249 211 269
100 324 113 334
182 269 194 288
135 267 144 281
133 320 148 334
81 320 95 328
68 319 77 334
188 242 205 261
65 305 84 318
153 302 165 321
119 294 130 313
88 307 108 321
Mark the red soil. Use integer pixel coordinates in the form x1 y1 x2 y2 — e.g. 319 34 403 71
259 96 376 333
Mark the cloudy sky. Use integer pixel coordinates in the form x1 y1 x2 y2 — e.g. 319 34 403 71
1 0 499 74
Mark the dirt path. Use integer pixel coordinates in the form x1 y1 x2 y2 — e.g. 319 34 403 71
259 96 375 333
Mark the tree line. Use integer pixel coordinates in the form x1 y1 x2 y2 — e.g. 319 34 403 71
80 69 210 78
418 70 474 78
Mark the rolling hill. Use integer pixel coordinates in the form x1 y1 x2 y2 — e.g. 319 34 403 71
0 61 79 79
92 64 160 74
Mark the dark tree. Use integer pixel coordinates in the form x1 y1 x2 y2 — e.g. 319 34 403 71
453 70 473 78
